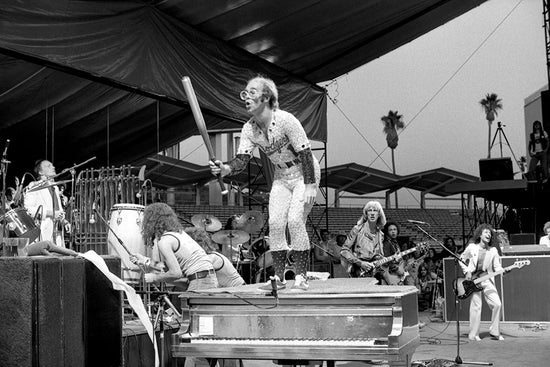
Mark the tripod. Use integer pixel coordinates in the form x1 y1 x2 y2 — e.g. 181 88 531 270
411 223 492 366
489 122 522 176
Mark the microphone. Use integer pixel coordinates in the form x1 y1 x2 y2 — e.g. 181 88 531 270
269 276 279 301
2 139 10 158
407 219 430 225
89 202 96 224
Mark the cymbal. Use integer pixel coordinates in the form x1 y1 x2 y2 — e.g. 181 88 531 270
235 210 264 233
191 214 222 232
211 230 250 246
26 179 72 193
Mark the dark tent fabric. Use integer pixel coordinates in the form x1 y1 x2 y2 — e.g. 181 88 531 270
0 0 487 182
0 0 327 178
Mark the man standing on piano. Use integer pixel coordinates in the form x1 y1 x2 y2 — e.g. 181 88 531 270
209 75 320 291
24 159 66 247
340 200 386 282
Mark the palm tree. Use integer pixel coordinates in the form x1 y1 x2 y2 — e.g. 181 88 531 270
381 110 405 207
479 93 503 158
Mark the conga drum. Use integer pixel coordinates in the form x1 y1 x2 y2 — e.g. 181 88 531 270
107 204 149 285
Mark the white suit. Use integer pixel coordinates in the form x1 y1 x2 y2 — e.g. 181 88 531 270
460 243 503 339
24 181 65 247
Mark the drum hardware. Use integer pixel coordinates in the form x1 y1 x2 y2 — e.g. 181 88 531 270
0 207 41 243
211 229 250 247
51 156 96 180
212 230 250 274
191 213 222 232
234 210 265 233
25 179 72 193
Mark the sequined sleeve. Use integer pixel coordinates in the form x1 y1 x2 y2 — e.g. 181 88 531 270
227 154 251 176
297 148 316 184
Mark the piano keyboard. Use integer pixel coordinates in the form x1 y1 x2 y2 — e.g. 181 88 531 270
183 337 383 347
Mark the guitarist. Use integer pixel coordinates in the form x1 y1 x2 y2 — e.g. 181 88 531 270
459 223 505 342
381 222 415 285
340 200 386 282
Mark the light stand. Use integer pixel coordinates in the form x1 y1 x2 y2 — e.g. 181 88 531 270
411 223 493 366
489 122 522 176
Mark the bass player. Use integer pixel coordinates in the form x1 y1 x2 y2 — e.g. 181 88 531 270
459 223 505 341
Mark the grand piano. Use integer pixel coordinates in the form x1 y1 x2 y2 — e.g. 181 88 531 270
171 278 420 367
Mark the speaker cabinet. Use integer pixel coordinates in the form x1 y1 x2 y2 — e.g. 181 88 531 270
509 233 536 246
479 157 513 181
0 256 121 367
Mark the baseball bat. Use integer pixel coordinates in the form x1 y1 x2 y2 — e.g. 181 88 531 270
181 76 228 195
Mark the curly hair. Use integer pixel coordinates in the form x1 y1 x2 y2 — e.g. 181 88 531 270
472 223 496 247
184 227 218 253
141 203 182 246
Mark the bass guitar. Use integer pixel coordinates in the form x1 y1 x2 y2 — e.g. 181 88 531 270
347 242 429 279
453 259 530 300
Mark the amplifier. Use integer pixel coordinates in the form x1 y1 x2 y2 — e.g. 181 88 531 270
479 157 513 181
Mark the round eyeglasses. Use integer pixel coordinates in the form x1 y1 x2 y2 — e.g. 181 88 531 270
239 88 261 100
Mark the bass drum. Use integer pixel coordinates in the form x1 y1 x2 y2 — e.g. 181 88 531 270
107 204 150 286
4 208 40 243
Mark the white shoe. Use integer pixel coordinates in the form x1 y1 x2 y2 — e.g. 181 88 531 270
292 274 309 290
258 275 286 291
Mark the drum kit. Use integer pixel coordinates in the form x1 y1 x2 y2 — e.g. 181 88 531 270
189 210 268 283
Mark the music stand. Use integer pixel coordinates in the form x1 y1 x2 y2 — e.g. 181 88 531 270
411 223 493 366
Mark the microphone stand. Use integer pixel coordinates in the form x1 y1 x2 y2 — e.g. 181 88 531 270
410 223 492 366
1 140 10 253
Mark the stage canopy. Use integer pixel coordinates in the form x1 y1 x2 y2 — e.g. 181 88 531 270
0 0 487 180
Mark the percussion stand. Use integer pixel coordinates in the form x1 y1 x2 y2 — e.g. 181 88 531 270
151 289 182 367
410 223 492 366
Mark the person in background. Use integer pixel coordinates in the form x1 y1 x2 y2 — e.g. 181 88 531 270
416 264 436 312
441 236 458 257
381 221 414 285
460 223 505 341
314 229 339 264
185 227 245 288
527 120 548 182
209 75 320 291
131 203 218 291
24 160 66 246
539 221 550 247
340 200 386 281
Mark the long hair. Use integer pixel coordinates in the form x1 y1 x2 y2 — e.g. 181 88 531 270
358 200 386 228
472 223 496 247
249 75 279 110
532 120 543 133
184 227 218 253
141 203 182 246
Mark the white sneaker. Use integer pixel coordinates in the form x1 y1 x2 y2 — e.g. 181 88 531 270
292 274 309 290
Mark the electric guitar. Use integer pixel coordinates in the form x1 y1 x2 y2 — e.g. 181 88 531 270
453 259 530 300
347 242 429 280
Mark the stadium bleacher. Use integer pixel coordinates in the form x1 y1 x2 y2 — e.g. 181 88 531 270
174 204 467 248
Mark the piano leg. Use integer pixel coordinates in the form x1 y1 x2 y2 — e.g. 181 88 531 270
388 352 413 367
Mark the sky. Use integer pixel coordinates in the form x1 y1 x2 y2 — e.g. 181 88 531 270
314 0 547 207
182 0 547 208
